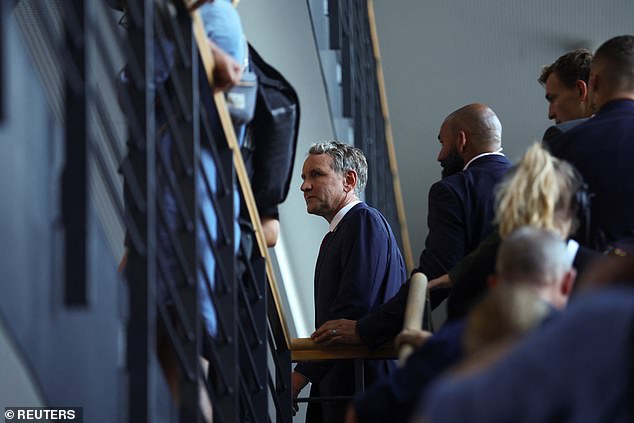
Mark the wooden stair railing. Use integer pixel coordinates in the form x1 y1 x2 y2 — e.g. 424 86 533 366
290 339 397 362
289 272 428 363
189 4 291 351
398 272 428 365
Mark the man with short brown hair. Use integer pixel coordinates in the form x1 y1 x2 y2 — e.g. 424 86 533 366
539 49 593 141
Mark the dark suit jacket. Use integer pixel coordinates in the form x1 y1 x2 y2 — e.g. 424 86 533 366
357 154 512 347
541 117 589 143
546 100 634 250
420 154 512 280
295 202 406 421
423 285 634 423
446 233 599 322
354 319 466 423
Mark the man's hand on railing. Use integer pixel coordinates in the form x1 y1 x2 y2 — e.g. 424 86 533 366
208 39 242 92
428 273 452 291
261 216 280 247
345 404 358 423
311 319 363 346
395 328 433 351
291 371 309 416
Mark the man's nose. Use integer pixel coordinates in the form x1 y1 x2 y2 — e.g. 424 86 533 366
300 180 310 192
548 105 555 121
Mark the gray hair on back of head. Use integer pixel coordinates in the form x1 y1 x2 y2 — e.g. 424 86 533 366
496 226 572 287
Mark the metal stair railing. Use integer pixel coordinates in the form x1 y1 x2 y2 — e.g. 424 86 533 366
189 7 293 422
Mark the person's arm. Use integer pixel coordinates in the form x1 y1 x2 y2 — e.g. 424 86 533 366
353 320 466 423
428 273 452 291
418 182 467 280
291 370 309 415
311 318 362 345
394 328 433 351
260 216 279 247
356 279 411 348
208 39 242 92
446 232 501 321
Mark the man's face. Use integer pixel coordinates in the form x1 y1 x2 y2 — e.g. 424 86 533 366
437 122 464 178
300 154 347 222
544 73 587 124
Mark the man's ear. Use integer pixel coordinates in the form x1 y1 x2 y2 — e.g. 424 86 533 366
487 274 499 289
457 130 468 153
343 170 358 193
576 80 589 101
561 268 577 298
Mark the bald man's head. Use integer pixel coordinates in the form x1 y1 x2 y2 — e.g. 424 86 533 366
495 226 576 309
437 103 502 175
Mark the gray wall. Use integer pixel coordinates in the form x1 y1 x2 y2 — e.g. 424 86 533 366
241 0 633 330
373 0 634 259
0 12 126 419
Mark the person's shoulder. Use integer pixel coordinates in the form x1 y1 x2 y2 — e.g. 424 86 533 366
430 178 461 197
345 202 383 223
342 203 392 237
474 154 512 169
353 202 387 222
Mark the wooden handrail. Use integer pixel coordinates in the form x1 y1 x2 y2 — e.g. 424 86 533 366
188 6 291 350
367 0 415 273
290 338 397 362
398 272 428 365
290 273 427 363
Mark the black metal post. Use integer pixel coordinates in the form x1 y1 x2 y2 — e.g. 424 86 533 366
238 250 268 421
0 0 5 123
127 0 157 421
170 3 201 420
62 0 87 306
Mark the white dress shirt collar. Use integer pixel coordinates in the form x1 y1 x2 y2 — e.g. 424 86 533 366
329 200 362 232
463 149 505 171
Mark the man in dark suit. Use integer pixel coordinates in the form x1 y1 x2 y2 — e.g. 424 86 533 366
310 103 511 349
547 35 634 251
537 49 593 142
291 141 407 422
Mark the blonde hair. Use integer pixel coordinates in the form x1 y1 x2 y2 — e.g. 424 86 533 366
495 143 581 238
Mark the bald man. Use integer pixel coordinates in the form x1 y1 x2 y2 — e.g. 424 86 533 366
311 103 512 348
548 35 634 251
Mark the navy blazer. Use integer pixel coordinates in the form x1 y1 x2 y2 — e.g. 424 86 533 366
354 319 466 423
295 202 406 385
542 117 589 143
357 154 511 347
420 154 512 280
423 285 634 423
547 100 634 250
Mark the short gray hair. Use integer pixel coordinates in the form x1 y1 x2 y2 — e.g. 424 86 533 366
496 226 572 287
308 141 368 194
